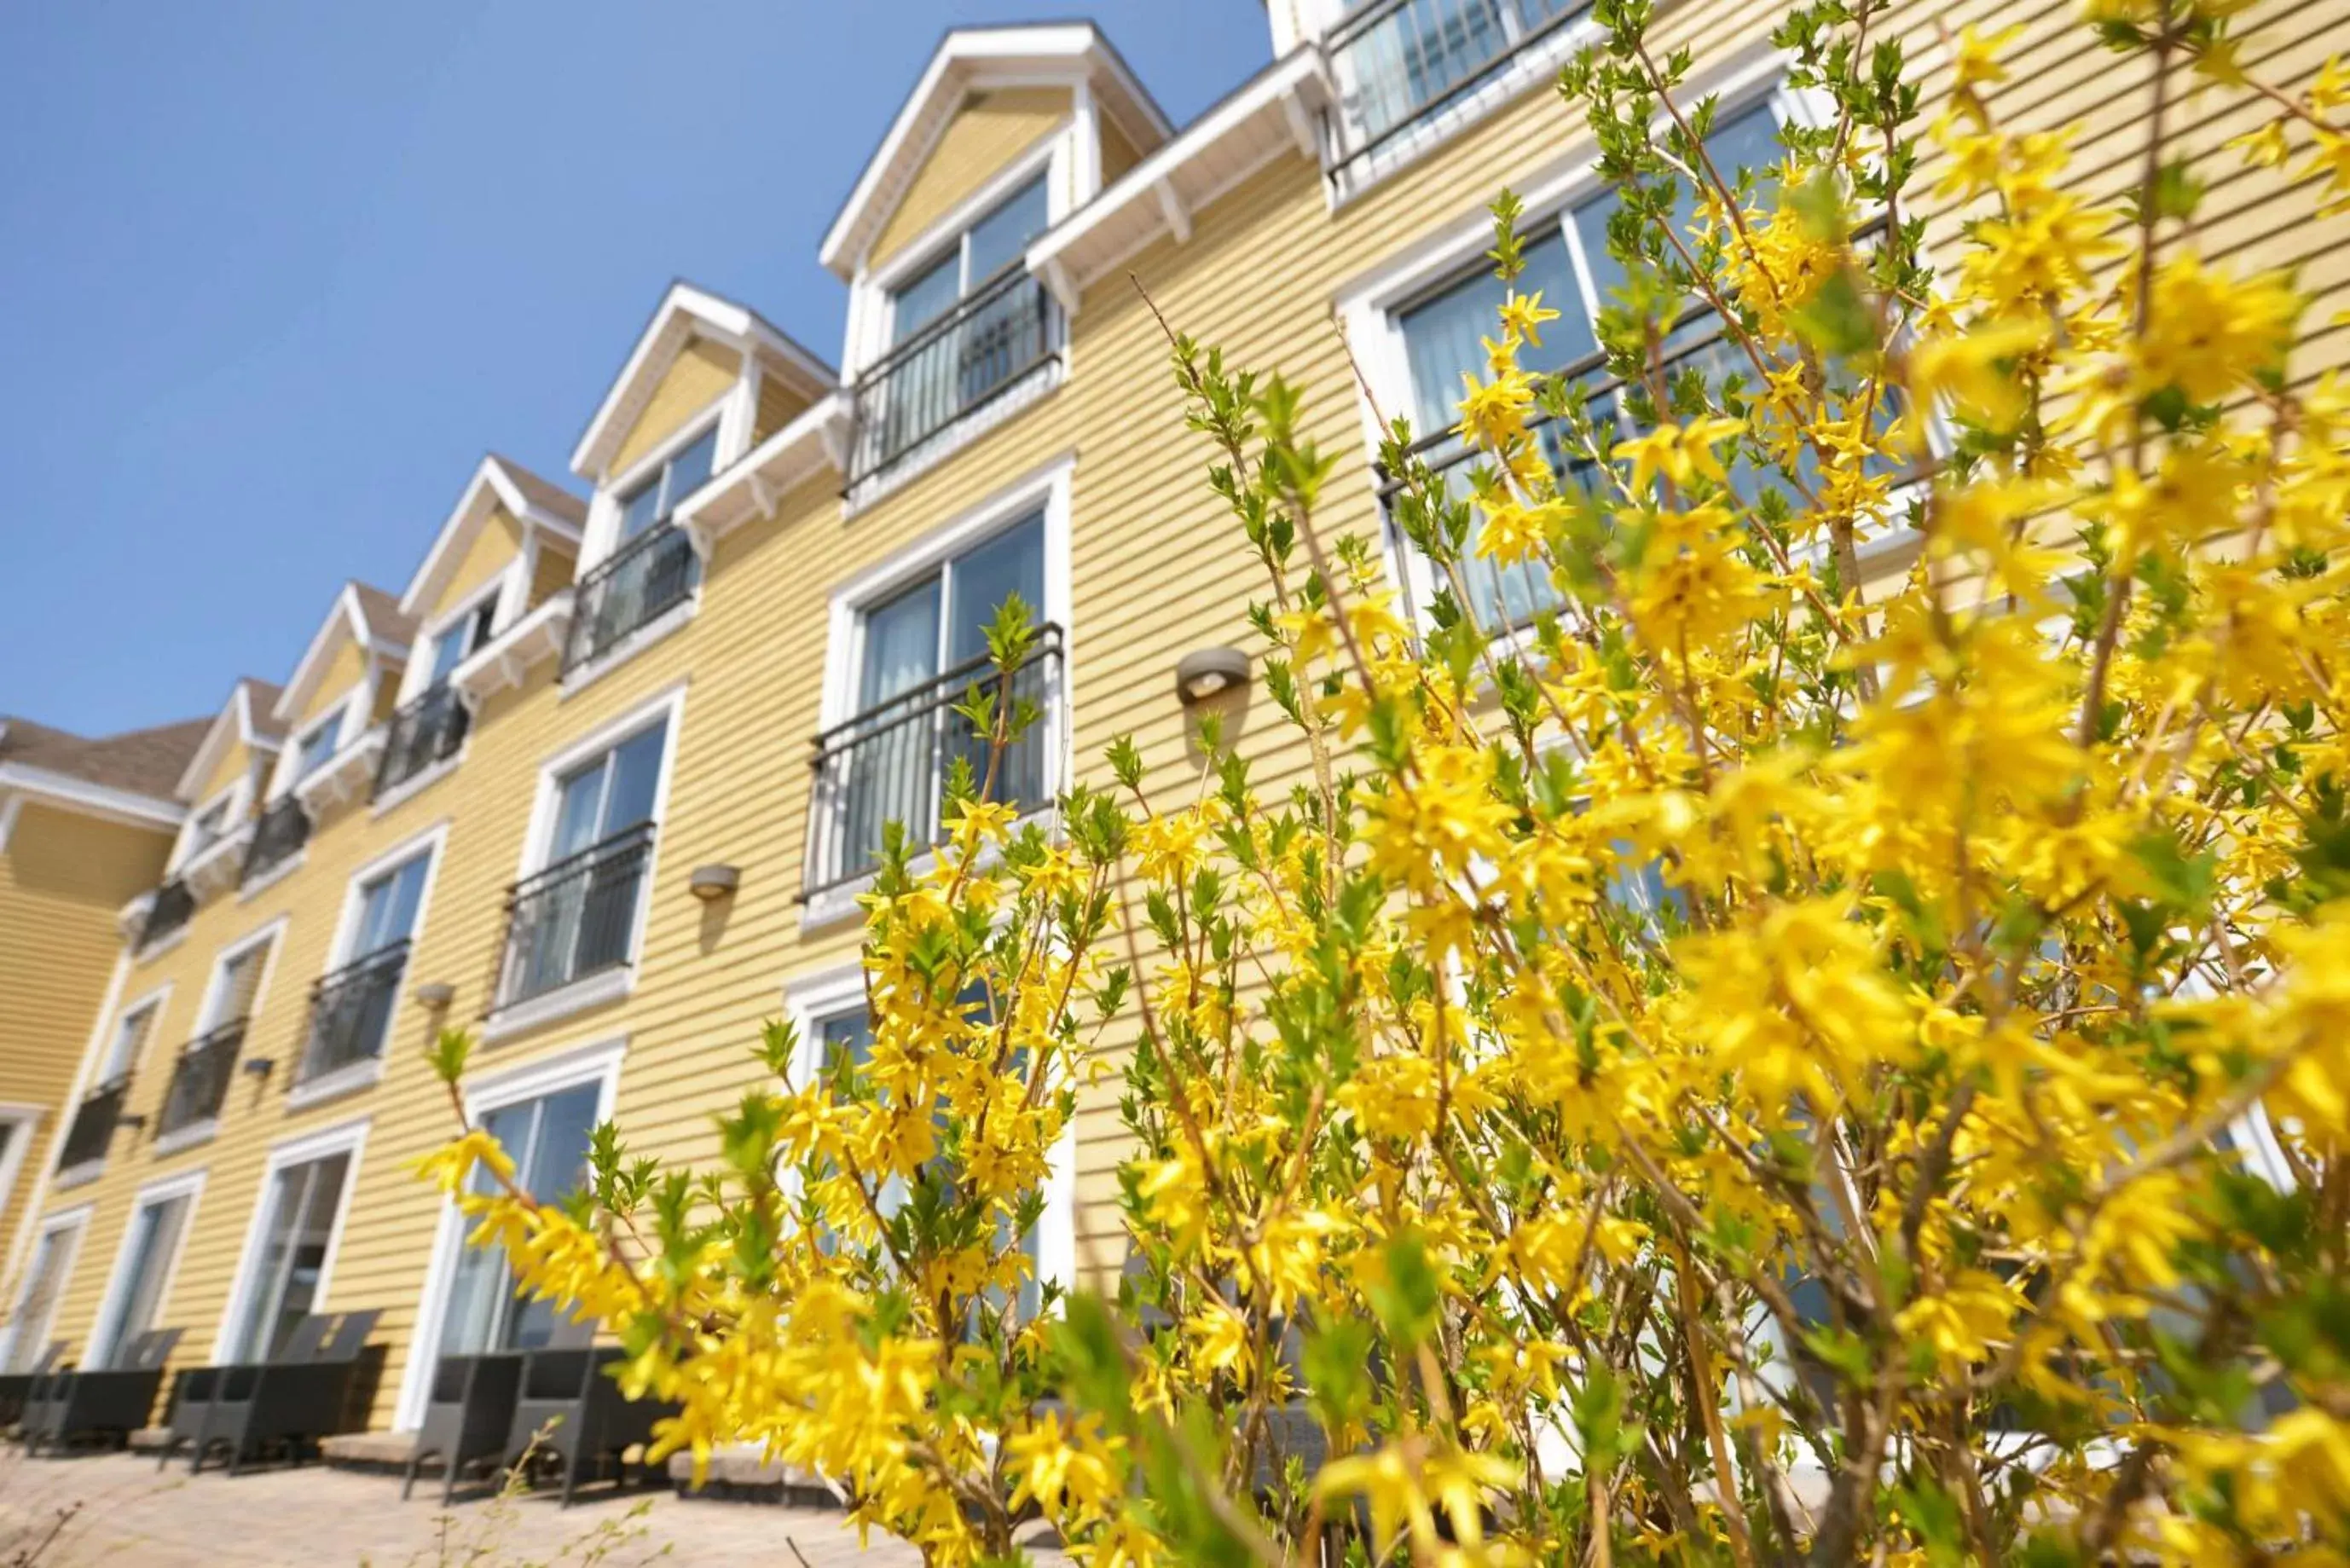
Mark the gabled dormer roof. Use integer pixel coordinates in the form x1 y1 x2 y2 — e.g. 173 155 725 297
273 584 415 729
569 281 838 481
175 678 286 801
400 454 586 620
817 23 1173 280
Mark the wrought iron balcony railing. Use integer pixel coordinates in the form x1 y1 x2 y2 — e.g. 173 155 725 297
561 524 697 674
1325 0 1592 182
157 1021 245 1137
240 796 310 888
296 940 410 1086
374 682 471 799
57 1079 127 1172
802 626 1062 900
137 878 195 952
492 822 656 1010
848 267 1062 488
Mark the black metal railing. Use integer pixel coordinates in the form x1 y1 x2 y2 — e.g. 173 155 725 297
561 523 698 674
157 1021 245 1137
802 627 1062 900
296 940 410 1086
849 268 1062 487
374 682 471 799
57 1080 127 1172
493 822 657 1010
137 879 196 952
240 796 310 888
1325 0 1593 182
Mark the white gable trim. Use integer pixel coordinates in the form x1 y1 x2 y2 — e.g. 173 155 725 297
398 457 585 621
273 587 412 730
173 681 284 802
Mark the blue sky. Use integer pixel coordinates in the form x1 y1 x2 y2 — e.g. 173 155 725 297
0 2 1270 738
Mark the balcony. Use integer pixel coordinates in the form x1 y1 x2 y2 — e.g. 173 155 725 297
240 796 310 888
561 524 697 676
1325 0 1592 190
295 940 410 1089
848 268 1062 489
136 879 196 952
156 1021 245 1139
56 1080 127 1176
373 682 470 801
492 823 656 1013
802 626 1062 901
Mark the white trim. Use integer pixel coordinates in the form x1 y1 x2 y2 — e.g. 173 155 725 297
0 1205 92 1370
450 591 576 704
174 680 286 804
273 586 413 731
0 1104 44 1282
0 765 182 834
210 1115 371 1365
284 1056 386 1111
479 967 633 1044
196 915 289 1036
170 778 252 877
399 455 586 622
99 981 174 1088
583 408 729 570
394 1034 628 1429
85 1166 205 1369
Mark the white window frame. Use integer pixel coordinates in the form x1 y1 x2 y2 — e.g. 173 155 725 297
393 1033 627 1430
284 702 349 790
195 917 287 1038
97 983 172 1089
289 823 448 1108
782 960 1077 1303
806 455 1075 929
170 780 249 876
85 1166 205 1369
0 1104 45 1270
483 683 687 1041
0 1205 90 1372
580 409 729 577
210 1114 369 1364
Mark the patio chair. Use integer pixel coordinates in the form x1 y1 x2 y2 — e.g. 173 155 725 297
160 1312 335 1473
25 1327 182 1455
199 1308 384 1475
402 1351 523 1506
503 1317 680 1507
0 1341 66 1429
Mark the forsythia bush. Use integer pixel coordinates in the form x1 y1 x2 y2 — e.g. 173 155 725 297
423 0 2350 1561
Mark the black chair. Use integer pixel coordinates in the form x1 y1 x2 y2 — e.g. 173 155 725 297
196 1308 384 1475
503 1318 680 1507
25 1327 182 1455
0 1342 66 1429
402 1351 523 1506
165 1313 333 1473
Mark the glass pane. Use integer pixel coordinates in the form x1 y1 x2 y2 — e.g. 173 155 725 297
235 1154 350 1363
600 722 669 837
891 251 964 344
946 514 1046 666
502 1084 602 1350
662 427 718 517
617 473 663 541
295 712 341 777
7 1227 74 1372
356 854 429 955
1573 97 1783 321
102 1004 153 1082
1398 230 1590 437
860 579 944 708
98 1195 188 1367
430 622 472 682
964 176 1051 286
550 756 611 861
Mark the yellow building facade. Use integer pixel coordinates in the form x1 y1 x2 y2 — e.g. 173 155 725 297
3 0 2341 1452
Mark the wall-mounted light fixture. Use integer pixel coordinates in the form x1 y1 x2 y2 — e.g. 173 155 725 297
240 1056 275 1080
413 981 456 1011
116 1112 148 1135
690 865 741 904
1175 647 1250 707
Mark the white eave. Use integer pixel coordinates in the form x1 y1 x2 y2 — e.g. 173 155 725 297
819 23 1174 281
1026 48 1329 309
293 729 387 819
273 585 413 730
570 282 838 481
450 592 576 703
672 394 853 553
399 455 588 620
0 764 183 833
178 821 255 900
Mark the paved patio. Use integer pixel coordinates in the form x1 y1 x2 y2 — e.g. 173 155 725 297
0 1449 933 1567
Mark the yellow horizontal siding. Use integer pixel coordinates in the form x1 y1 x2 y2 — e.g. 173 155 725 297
429 506 526 625
297 641 370 729
871 87 1071 272
530 539 576 609
753 372 810 448
609 339 740 480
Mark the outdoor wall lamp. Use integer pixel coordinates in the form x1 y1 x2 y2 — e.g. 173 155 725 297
1175 647 1249 706
690 865 742 903
413 981 456 1010
240 1056 275 1080
116 1113 148 1135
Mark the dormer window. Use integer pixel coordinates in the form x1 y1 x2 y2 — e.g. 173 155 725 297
184 797 234 858
428 597 499 684
291 709 343 781
616 425 719 542
888 174 1051 344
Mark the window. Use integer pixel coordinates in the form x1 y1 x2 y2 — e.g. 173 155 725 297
435 1083 600 1356
100 998 161 1086
298 849 430 1085
228 1151 351 1363
92 1189 193 1368
292 709 343 781
206 940 269 1031
428 597 501 683
856 175 1059 483
1386 95 1833 635
5 1218 83 1372
350 855 429 960
809 512 1054 895
1334 0 1587 161
616 426 718 543
496 719 668 1008
183 797 234 859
